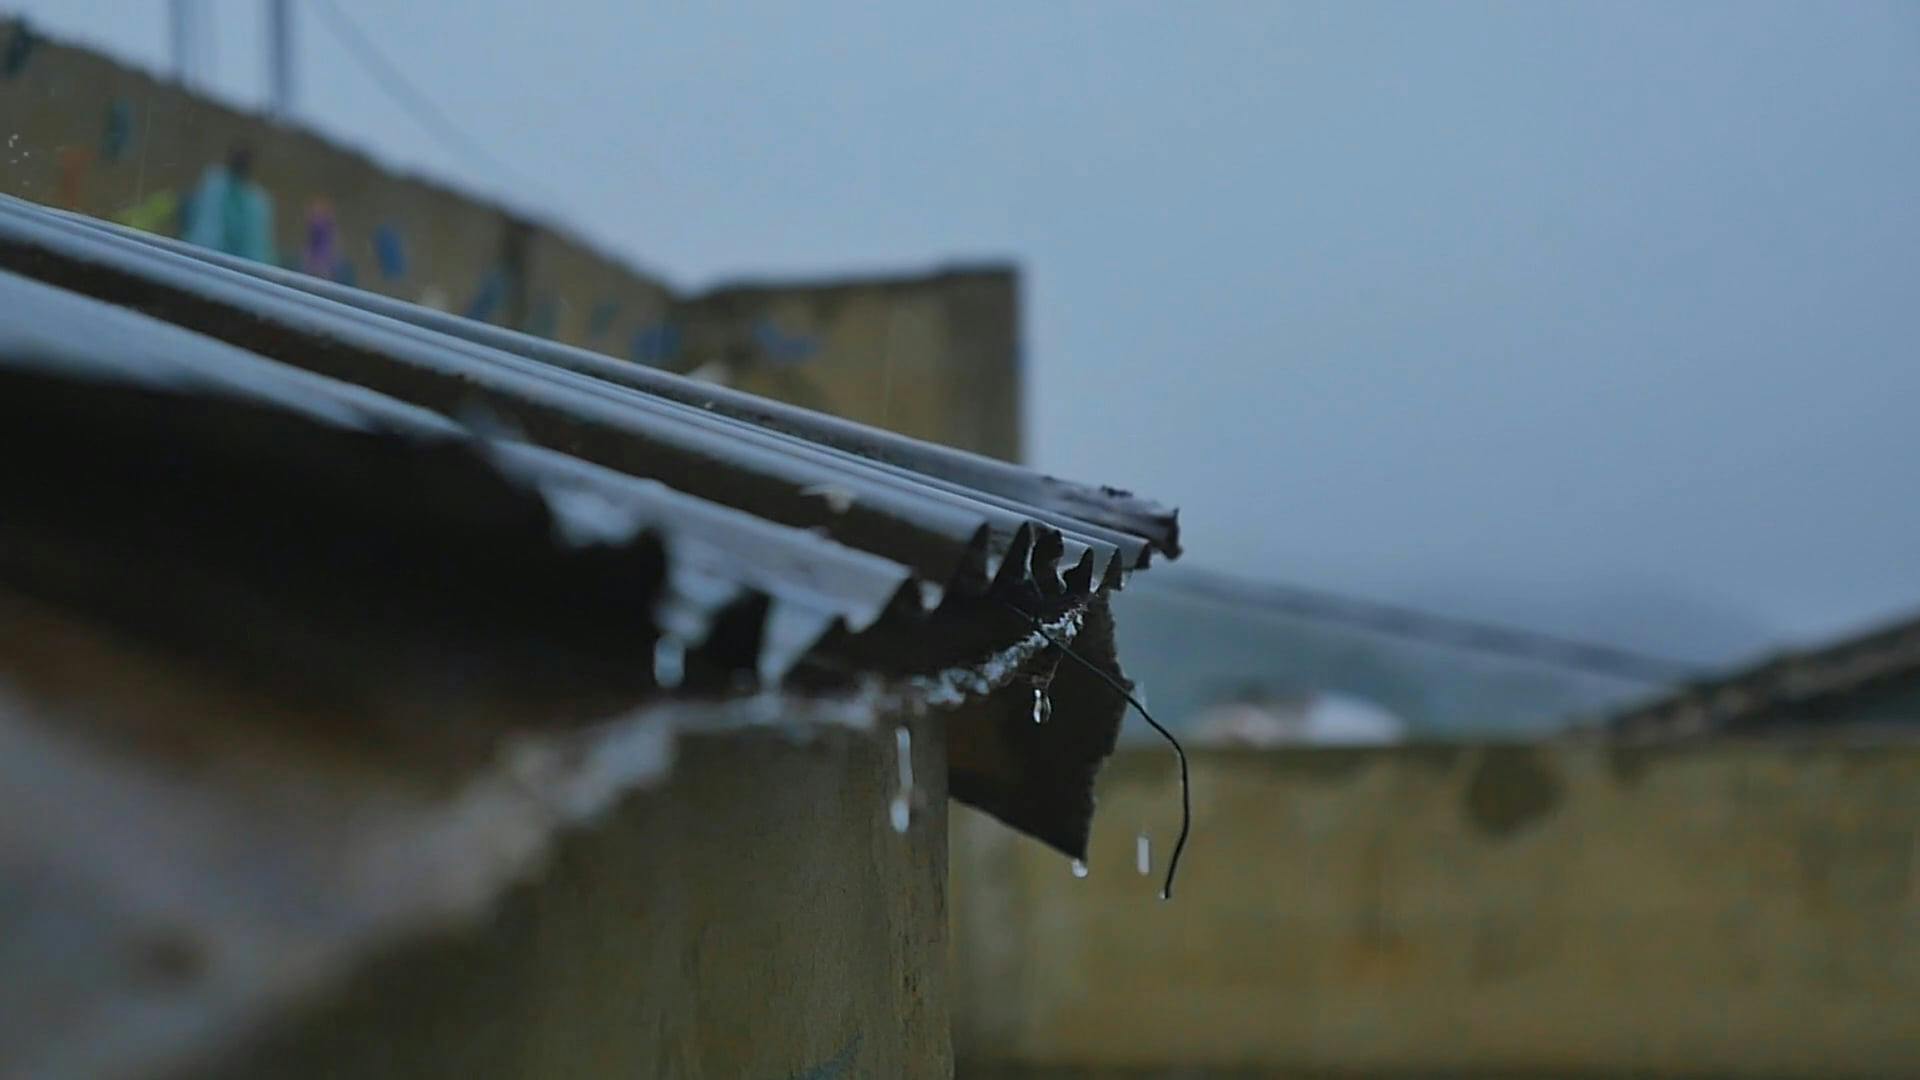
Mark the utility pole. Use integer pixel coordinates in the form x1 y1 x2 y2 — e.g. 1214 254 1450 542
266 0 295 120
169 0 195 88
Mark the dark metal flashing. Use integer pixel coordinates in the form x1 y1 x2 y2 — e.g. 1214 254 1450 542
947 596 1133 857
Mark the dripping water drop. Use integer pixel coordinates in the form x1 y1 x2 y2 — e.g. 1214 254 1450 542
652 637 685 689
1136 831 1152 876
890 725 914 833
895 726 913 792
1031 687 1052 725
1070 858 1089 879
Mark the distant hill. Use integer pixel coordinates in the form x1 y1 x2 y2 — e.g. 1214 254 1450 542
1107 568 1754 740
1395 573 1779 669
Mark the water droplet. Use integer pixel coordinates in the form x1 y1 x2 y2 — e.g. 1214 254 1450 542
887 725 914 833
916 580 944 609
1158 888 1171 902
894 726 913 792
652 637 685 689
1031 688 1052 725
798 483 856 514
1136 831 1152 876
1070 858 1089 879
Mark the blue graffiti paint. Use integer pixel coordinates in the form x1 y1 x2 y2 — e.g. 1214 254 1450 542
526 296 559 338
630 322 681 366
587 299 619 339
102 99 133 161
2 21 38 79
753 318 820 365
465 269 507 322
373 223 408 279
785 1033 860 1080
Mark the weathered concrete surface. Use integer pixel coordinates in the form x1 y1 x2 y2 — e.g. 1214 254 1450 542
0 21 569 327
0 589 951 1078
205 723 953 1079
953 743 1920 1078
678 267 1023 461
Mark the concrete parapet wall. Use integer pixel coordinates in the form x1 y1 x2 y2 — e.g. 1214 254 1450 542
954 742 1920 1078
1 19 1022 460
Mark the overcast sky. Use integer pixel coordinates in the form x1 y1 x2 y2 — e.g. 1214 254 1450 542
12 1 1920 658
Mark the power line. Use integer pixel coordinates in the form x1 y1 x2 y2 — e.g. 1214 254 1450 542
306 0 556 206
1142 569 1713 685
266 0 295 120
270 4 1707 690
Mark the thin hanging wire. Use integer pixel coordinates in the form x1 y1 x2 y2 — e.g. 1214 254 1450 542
1004 600 1192 901
307 0 561 207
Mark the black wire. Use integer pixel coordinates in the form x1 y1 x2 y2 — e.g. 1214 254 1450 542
307 0 558 204
1148 571 1709 685
1004 600 1191 902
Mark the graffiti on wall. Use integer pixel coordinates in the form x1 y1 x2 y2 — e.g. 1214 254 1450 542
5 33 700 371
101 99 133 162
302 200 341 279
526 295 559 338
113 190 180 234
783 1033 861 1080
373 223 408 280
631 321 681 366
752 318 820 365
2 20 37 79
466 269 508 322
588 299 619 340
54 146 91 210
182 148 276 264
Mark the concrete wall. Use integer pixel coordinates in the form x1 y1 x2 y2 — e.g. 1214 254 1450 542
678 267 1023 461
0 582 952 1078
0 18 1023 460
0 19 575 326
953 742 1920 1078
207 720 954 1079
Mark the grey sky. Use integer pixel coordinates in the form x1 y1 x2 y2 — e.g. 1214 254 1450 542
13 1 1920 656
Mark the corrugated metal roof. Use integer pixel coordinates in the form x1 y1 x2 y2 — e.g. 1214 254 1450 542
0 194 1178 852
1605 613 1920 740
0 194 1175 680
